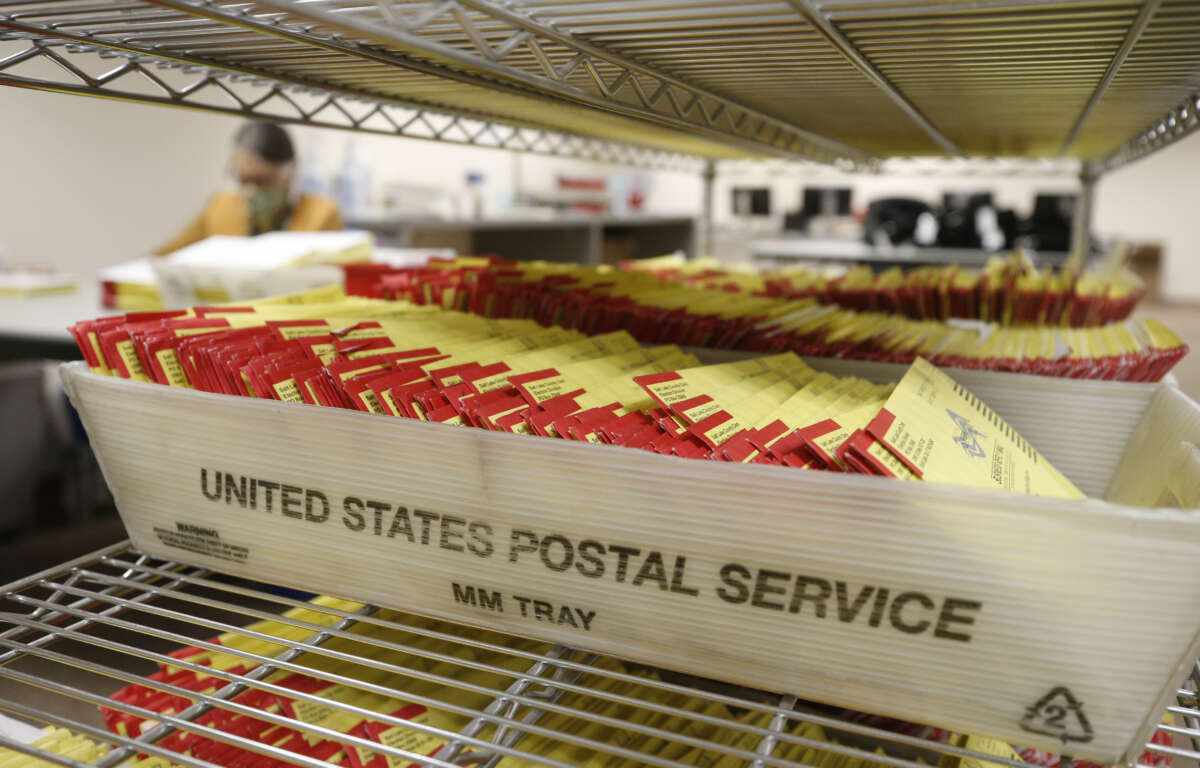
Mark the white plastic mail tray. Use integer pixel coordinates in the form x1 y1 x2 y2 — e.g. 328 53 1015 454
61 360 1200 765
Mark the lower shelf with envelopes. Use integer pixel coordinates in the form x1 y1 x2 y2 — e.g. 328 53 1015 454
60 360 1200 765
0 543 1190 768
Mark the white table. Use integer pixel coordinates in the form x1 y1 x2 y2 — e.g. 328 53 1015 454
751 237 1071 269
351 214 698 264
0 281 107 360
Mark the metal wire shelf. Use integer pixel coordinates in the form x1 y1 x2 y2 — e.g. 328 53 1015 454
1 0 1198 174
0 36 707 172
0 540 1197 768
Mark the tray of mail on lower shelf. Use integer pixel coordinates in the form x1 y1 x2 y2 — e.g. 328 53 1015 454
0 541 1196 768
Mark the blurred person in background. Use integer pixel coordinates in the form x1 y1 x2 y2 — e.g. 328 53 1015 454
154 121 342 255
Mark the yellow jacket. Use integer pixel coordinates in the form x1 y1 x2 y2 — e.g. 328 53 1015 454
154 191 343 255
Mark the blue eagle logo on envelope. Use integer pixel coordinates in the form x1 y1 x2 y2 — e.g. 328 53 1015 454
947 409 987 459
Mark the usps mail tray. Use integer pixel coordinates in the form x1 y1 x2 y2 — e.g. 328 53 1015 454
61 360 1200 765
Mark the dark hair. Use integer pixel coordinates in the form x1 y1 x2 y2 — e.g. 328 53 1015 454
233 121 295 165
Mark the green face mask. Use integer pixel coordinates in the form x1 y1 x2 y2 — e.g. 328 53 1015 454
246 186 289 235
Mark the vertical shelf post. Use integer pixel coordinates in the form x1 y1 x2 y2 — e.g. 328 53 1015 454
701 160 717 260
1067 164 1098 271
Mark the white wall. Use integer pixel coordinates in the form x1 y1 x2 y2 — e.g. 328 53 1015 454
0 88 233 272
287 125 702 220
1093 131 1200 303
0 84 701 274
1 69 1195 296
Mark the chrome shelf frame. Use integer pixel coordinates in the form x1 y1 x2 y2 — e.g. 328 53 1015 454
0 37 706 172
1094 90 1200 174
0 541 1195 768
231 0 879 165
0 0 883 170
3 0 1198 176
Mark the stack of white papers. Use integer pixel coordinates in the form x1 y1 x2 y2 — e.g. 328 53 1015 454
0 269 77 295
168 231 373 269
99 231 376 309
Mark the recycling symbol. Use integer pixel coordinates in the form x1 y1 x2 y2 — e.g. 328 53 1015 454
1020 687 1094 743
